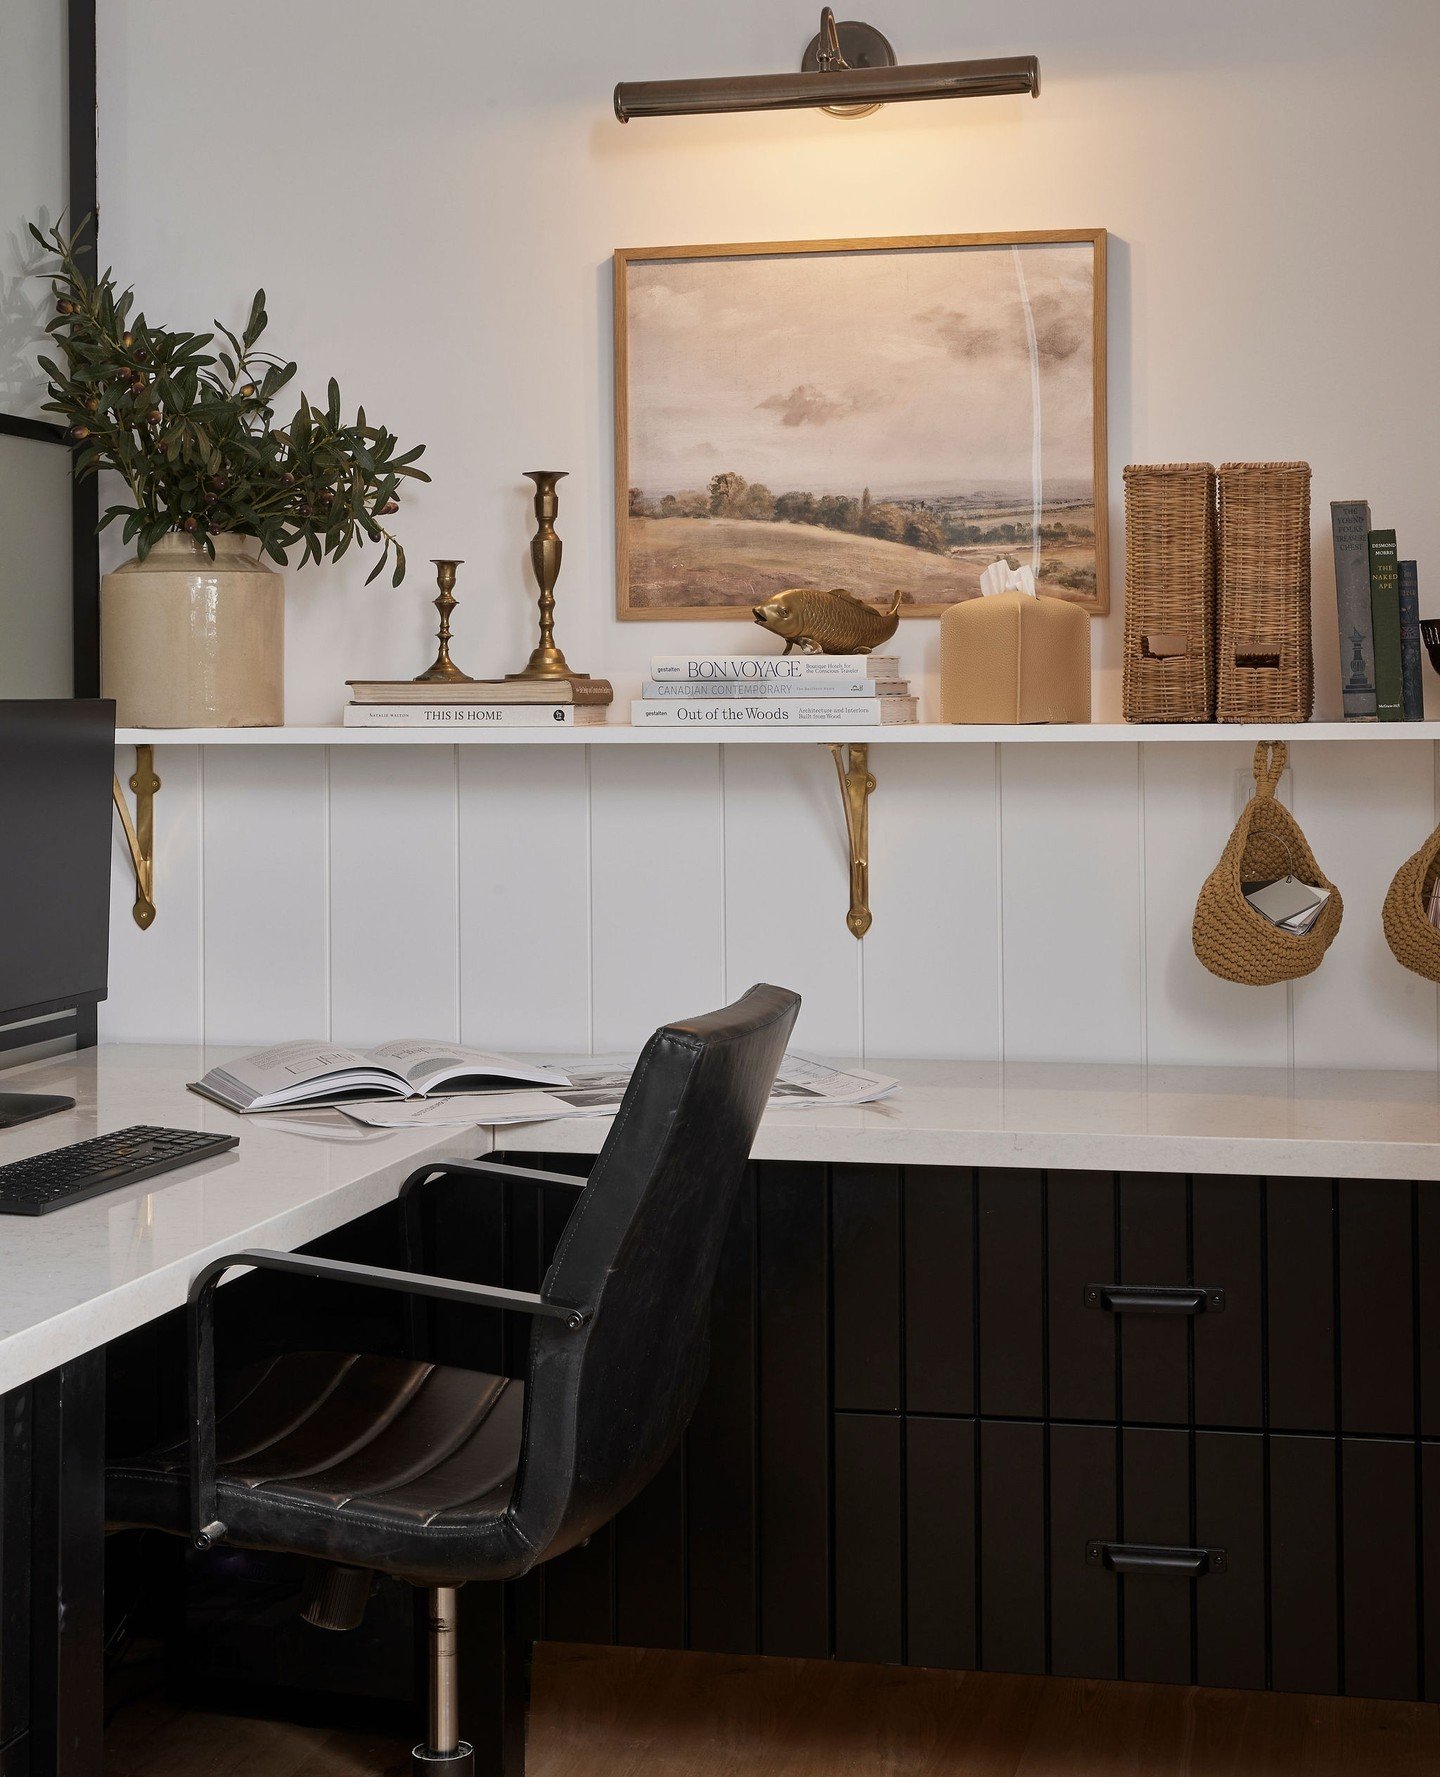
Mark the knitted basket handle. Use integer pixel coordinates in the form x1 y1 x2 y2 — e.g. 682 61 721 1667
1252 741 1288 798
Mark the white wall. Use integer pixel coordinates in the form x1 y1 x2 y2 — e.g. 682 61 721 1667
94 1 1440 1065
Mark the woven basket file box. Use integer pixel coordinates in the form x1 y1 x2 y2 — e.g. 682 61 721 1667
939 591 1091 723
1122 462 1216 721
1193 742 1342 985
1383 824 1440 983
1215 461 1313 723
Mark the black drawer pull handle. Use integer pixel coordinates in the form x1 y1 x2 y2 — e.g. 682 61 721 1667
1086 1540 1228 1576
1083 1283 1225 1315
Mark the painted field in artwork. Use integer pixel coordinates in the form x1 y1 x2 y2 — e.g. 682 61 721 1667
619 238 1102 617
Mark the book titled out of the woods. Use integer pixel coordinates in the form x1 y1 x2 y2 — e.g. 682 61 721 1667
1368 529 1403 722
632 697 918 727
191 1040 570 1113
1398 559 1424 721
1330 500 1376 719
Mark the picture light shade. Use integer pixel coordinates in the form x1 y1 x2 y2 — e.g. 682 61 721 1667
614 54 1041 122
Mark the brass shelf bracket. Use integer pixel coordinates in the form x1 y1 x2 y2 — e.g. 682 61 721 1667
112 744 160 930
826 742 875 939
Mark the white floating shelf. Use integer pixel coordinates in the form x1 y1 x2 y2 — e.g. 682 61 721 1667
115 721 1440 747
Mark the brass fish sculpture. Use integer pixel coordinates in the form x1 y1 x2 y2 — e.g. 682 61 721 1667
752 587 902 655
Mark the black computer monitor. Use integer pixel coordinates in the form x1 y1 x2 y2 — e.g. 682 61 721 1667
0 699 115 1127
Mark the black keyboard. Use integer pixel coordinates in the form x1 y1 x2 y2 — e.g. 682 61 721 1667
0 1125 239 1216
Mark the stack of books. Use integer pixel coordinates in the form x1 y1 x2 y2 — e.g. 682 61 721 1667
1331 503 1423 721
344 678 612 728
630 654 918 727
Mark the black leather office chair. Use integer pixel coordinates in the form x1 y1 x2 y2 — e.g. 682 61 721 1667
108 983 799 1774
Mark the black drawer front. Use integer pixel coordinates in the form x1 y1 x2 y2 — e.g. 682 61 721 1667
828 1164 1427 1437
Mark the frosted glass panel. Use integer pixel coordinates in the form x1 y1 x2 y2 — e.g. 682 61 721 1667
0 433 71 696
0 0 68 420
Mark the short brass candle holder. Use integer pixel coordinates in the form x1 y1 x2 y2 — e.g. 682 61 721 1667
508 470 592 683
414 558 473 684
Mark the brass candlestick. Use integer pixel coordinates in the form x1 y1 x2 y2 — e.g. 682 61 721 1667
507 470 590 682
414 557 474 683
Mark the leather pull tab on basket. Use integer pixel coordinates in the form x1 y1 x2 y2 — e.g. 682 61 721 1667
1193 740 1342 984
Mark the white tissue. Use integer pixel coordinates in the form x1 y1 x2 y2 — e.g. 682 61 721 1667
979 559 1037 598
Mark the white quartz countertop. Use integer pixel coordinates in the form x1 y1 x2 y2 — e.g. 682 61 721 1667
0 1045 487 1394
2 1046 1439 1394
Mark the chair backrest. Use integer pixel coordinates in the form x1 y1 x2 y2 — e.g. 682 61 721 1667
506 983 798 1565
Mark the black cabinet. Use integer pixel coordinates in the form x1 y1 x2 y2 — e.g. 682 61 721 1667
495 1157 1440 1704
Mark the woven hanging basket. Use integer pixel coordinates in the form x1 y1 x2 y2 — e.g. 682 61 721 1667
1192 742 1343 985
1382 825 1440 983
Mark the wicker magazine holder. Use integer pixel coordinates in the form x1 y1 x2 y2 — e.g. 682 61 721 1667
1215 461 1313 723
1122 462 1216 722
1382 826 1440 983
1193 742 1343 984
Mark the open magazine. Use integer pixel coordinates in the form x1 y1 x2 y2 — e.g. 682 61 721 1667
189 1039 570 1114
335 1052 897 1129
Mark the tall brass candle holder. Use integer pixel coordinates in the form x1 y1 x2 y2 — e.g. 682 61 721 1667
414 558 474 683
507 470 591 683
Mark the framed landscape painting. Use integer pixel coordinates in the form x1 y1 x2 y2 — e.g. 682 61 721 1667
614 230 1108 619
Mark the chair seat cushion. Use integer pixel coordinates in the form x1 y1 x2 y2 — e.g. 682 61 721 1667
107 1351 535 1584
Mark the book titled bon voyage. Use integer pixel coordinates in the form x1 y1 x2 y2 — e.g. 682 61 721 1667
192 1039 570 1113
632 697 918 727
650 654 900 682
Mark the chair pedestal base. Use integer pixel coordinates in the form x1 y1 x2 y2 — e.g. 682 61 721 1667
412 1740 475 1773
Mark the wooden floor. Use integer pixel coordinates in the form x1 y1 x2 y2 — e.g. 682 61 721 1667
105 1643 1440 1777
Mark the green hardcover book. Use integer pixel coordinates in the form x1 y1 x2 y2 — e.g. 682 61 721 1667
1368 530 1403 721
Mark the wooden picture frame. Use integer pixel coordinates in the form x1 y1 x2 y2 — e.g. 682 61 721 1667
614 230 1109 620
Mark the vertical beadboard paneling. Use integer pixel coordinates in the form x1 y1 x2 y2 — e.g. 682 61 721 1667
862 743 1001 1059
100 745 204 1044
1142 741 1290 1066
1290 740 1439 1070
457 744 591 1052
201 746 329 1043
1000 742 1144 1062
723 744 862 1055
588 744 724 1054
327 745 460 1046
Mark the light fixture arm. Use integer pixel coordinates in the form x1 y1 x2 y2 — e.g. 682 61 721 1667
816 7 846 71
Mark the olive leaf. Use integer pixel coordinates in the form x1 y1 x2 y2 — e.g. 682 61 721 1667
31 219 430 579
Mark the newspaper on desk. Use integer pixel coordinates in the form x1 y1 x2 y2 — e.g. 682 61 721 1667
337 1053 897 1129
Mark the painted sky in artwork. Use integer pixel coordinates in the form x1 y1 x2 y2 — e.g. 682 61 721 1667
624 241 1095 499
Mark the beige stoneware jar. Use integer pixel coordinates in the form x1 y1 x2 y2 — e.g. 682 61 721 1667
100 532 284 726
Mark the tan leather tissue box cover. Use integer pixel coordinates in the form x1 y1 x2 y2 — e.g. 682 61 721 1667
940 591 1092 724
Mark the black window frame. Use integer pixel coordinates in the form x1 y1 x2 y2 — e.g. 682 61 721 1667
0 0 99 696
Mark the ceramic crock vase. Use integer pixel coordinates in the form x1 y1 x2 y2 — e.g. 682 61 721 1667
100 532 284 727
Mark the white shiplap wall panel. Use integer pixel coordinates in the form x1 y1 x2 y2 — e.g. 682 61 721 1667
862 743 1002 1059
723 745 862 1055
327 745 460 1047
100 746 204 1045
1141 742 1290 1067
457 744 591 1052
201 745 329 1043
588 744 724 1055
1290 740 1439 1071
999 743 1144 1063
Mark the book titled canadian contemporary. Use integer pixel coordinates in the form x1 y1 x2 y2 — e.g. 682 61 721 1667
191 1040 570 1113
649 654 900 681
1330 500 1375 719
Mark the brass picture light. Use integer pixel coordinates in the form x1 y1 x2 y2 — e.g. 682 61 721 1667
614 8 1040 123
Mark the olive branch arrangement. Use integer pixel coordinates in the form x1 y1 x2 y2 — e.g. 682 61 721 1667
32 221 429 584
